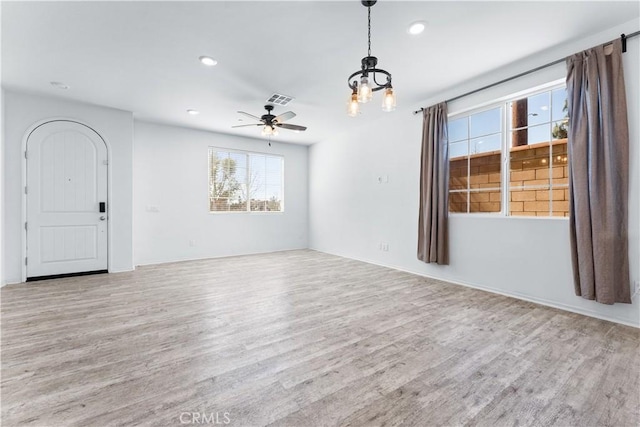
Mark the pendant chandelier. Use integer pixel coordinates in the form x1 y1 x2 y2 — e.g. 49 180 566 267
347 0 396 117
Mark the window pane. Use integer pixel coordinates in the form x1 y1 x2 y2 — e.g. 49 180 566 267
510 143 550 189
470 133 501 155
249 154 266 204
552 120 569 140
268 156 283 212
550 136 569 217
449 140 468 159
528 123 551 145
511 124 550 147
469 190 501 213
509 98 527 131
552 87 568 121
210 151 247 212
551 188 570 217
510 189 549 216
229 152 246 170
265 185 283 211
249 154 283 212
527 92 550 126
449 191 468 213
469 151 501 190
448 118 468 142
469 107 501 138
449 156 467 191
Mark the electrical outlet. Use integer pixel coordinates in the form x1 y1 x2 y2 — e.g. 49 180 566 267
189 240 196 247
633 280 639 297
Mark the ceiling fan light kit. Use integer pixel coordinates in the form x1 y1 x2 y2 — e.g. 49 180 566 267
347 0 396 117
262 125 278 137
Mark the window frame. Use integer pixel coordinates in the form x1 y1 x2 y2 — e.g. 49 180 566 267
447 79 569 220
208 147 285 214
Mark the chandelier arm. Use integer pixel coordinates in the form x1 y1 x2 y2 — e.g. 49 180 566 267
371 70 392 89
348 70 363 89
348 68 392 91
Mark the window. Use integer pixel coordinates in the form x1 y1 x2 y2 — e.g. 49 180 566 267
448 107 503 213
448 84 569 217
509 87 569 217
208 148 284 213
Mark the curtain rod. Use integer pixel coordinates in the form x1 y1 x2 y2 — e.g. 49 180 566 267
413 31 640 115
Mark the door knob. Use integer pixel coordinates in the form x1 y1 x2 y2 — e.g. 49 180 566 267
99 216 106 221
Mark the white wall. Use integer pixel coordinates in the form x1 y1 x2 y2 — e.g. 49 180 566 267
1 88 5 286
309 20 640 327
2 90 134 284
133 121 308 266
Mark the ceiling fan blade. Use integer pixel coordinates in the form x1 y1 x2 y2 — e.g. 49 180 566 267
232 124 263 128
237 111 263 122
274 111 296 123
275 123 307 131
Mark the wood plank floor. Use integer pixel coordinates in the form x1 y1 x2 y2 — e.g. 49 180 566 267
1 250 639 427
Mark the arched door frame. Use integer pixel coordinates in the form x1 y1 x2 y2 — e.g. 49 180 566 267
21 118 112 282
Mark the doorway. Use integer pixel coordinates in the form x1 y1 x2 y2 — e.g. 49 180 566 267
25 120 108 279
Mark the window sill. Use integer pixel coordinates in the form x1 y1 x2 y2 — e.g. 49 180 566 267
209 211 285 215
449 213 569 220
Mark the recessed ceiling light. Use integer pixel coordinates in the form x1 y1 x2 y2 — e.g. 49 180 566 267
407 21 426 35
187 109 200 115
50 81 70 90
199 56 218 66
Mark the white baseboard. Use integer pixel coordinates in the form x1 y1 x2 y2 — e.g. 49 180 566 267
109 268 135 274
2 277 23 287
134 247 309 268
310 248 640 329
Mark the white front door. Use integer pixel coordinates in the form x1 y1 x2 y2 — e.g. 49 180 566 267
26 121 108 278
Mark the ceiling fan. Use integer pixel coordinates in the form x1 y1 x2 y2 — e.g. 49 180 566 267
232 105 307 136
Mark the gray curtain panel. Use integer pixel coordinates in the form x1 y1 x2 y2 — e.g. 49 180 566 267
566 38 631 304
418 102 449 265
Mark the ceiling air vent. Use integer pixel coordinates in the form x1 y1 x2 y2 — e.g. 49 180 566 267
266 93 294 106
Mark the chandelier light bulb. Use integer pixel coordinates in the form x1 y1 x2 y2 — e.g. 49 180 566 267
381 87 397 112
358 76 373 103
347 91 360 117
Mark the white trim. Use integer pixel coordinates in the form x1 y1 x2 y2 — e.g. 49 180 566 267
21 118 112 282
310 248 640 329
107 268 135 274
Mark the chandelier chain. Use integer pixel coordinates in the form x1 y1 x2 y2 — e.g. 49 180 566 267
367 6 371 58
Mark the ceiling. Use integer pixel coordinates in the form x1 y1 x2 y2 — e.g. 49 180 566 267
2 1 638 145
